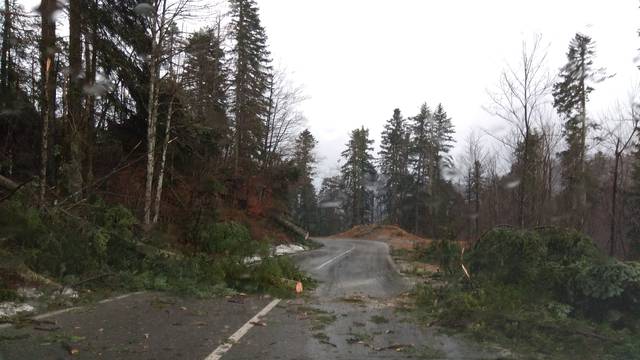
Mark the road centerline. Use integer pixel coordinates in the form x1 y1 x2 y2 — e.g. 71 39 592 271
204 298 281 360
314 245 355 270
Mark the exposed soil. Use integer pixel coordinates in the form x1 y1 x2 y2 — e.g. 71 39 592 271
331 225 432 250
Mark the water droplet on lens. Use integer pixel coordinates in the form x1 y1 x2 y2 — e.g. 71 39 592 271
134 3 155 17
505 179 521 189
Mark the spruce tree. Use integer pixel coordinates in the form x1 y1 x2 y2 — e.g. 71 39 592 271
290 129 319 232
429 104 456 237
408 103 433 234
379 108 410 225
552 33 598 230
183 27 230 159
229 0 271 173
340 127 377 227
432 104 455 182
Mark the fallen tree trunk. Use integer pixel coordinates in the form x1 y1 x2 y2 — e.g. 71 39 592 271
0 261 62 289
0 174 18 190
271 214 308 240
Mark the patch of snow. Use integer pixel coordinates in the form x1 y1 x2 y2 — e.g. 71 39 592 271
274 244 306 256
60 288 79 299
50 287 79 300
0 302 35 319
243 244 308 264
17 287 43 299
243 256 262 265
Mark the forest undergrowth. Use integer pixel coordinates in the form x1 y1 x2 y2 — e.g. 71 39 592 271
414 227 640 359
0 189 313 311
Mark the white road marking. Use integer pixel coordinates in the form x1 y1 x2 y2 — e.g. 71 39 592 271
204 298 282 360
314 246 355 270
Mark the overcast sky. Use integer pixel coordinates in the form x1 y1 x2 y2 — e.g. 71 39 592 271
19 0 640 184
256 0 640 183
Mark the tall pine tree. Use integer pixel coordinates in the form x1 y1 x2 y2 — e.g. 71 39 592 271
553 33 598 230
183 27 230 160
431 104 455 183
229 0 271 173
341 127 376 227
428 104 455 237
408 103 433 234
290 129 319 232
379 108 410 225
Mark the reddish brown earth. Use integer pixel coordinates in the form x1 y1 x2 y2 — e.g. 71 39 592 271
331 224 432 250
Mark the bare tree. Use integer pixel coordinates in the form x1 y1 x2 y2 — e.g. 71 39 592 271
261 68 307 168
484 34 552 228
599 91 640 257
152 32 184 224
141 0 191 226
536 108 563 223
460 130 486 239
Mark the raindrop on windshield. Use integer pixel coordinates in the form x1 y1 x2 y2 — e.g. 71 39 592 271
33 1 64 21
83 74 115 97
134 3 155 17
504 179 521 189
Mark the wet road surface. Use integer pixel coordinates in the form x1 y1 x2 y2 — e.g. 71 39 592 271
0 238 502 359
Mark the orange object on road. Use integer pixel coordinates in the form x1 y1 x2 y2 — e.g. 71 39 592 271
295 281 303 294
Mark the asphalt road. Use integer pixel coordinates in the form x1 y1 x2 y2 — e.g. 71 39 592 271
221 238 500 360
0 238 502 359
295 238 408 298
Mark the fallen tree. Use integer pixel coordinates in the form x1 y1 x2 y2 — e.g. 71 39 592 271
0 175 18 191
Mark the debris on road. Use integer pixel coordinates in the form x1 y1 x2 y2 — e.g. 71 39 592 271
374 343 415 352
62 342 80 355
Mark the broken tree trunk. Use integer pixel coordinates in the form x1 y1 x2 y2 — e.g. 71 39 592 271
0 174 18 190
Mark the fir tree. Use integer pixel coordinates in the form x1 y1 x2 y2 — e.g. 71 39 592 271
340 127 377 227
229 0 271 173
408 103 433 234
431 104 455 183
183 27 230 159
552 33 599 230
290 129 319 232
379 108 410 224
429 104 456 237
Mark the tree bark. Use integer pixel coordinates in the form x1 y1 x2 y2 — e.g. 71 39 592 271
152 94 174 224
144 0 165 226
144 57 159 226
610 145 621 256
66 0 84 200
83 11 97 191
1 0 10 92
39 0 56 205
